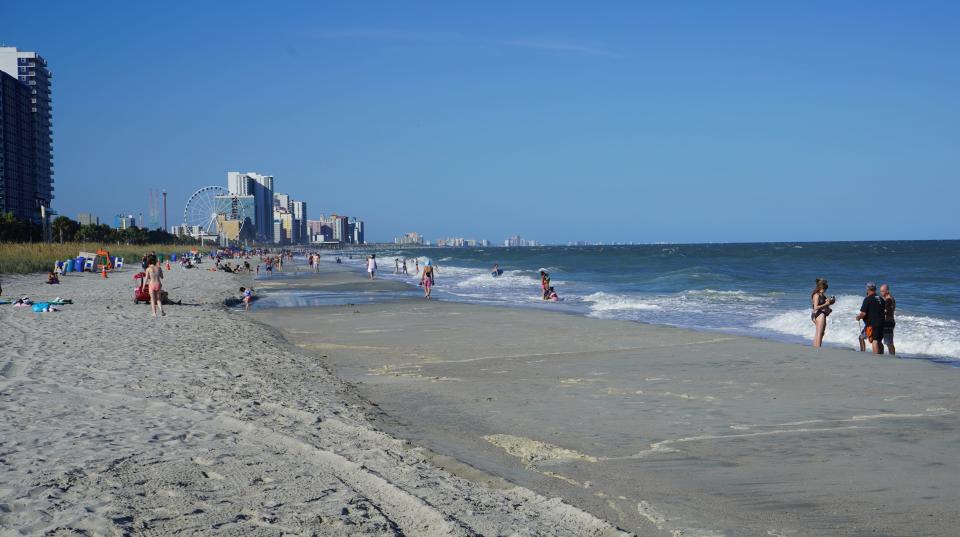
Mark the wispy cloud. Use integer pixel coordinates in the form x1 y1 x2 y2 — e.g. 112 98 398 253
492 37 620 58
307 28 621 58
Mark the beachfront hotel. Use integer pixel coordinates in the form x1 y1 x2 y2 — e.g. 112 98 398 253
0 46 54 224
227 171 274 243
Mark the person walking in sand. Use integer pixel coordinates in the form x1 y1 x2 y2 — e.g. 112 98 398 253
881 283 896 355
367 254 378 280
856 282 885 355
810 278 835 347
421 261 435 299
145 255 165 318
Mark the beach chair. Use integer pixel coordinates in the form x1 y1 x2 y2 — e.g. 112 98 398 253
83 258 94 272
114 257 124 270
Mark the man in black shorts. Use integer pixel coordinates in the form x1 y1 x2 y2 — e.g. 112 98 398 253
855 281 885 355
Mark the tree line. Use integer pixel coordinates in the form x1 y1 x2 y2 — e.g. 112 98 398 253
0 212 199 245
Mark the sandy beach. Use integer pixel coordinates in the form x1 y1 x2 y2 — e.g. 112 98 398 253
252 265 960 537
0 265 628 536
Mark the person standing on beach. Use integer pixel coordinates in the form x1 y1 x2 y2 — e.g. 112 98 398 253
856 282 885 355
421 261 435 299
367 254 377 280
402 258 408 275
881 284 896 355
395 258 400 274
810 278 835 347
145 255 165 318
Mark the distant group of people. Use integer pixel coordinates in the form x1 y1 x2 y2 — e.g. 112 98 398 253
811 279 895 355
369 254 435 298
394 258 411 275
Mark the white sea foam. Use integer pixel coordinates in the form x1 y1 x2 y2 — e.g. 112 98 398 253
584 292 662 312
456 270 538 289
684 289 772 303
753 295 960 360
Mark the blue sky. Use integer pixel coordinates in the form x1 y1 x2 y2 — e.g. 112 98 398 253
3 1 958 243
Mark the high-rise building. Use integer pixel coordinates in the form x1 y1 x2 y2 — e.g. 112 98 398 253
76 212 98 226
273 209 295 244
0 47 53 222
273 192 290 210
0 48 53 222
504 235 537 247
213 193 255 242
114 214 136 229
0 47 53 223
227 172 274 242
395 232 424 245
0 70 39 222
290 200 306 244
350 218 365 245
330 214 349 243
306 219 324 237
273 219 283 245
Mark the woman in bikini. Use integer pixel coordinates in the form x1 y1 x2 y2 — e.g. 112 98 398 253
145 255 165 318
810 278 834 347
421 262 435 299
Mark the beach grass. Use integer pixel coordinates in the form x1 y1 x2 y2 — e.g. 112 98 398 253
0 242 210 274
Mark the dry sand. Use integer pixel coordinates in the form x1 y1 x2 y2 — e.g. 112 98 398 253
0 265 629 536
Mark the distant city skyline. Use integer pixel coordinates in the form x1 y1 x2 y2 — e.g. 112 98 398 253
2 2 958 243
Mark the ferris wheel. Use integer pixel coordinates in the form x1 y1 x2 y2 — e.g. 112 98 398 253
183 186 230 235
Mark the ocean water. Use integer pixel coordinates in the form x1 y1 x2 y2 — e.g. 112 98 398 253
341 241 960 365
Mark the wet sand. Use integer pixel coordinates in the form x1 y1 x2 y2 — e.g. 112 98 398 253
255 269 960 537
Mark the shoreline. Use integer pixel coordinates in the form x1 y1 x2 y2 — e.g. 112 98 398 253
0 266 632 536
252 266 960 537
263 259 959 368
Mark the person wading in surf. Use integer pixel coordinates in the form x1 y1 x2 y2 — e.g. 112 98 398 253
421 261 435 299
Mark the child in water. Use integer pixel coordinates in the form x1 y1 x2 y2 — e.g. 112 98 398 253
240 287 253 310
545 286 561 302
